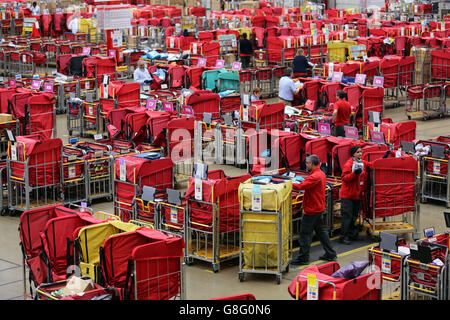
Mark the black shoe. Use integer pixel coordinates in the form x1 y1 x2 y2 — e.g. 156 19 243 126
319 254 337 261
338 237 352 245
291 258 309 265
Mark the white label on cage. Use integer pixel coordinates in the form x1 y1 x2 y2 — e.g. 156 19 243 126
193 43 198 54
103 86 108 98
68 166 76 179
170 38 174 48
410 243 418 251
151 28 156 39
300 36 304 47
161 84 168 90
22 55 27 63
340 32 344 40
400 27 404 36
251 184 262 211
195 177 202 201
288 172 296 178
170 207 178 223
313 35 317 45
242 106 249 121
430 32 434 38
429 237 437 243
442 22 445 31
88 105 93 115
325 33 329 44
85 81 90 90
68 155 77 162
231 38 237 48
94 134 102 141
433 161 441 174
328 63 334 78
119 159 126 182
411 28 415 36
286 38 291 49
143 85 150 91
381 257 391 273
11 143 17 161
284 127 290 132
307 273 319 300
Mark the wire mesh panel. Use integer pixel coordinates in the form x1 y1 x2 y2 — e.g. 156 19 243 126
404 240 448 300
238 180 292 284
185 173 246 273
7 141 63 213
420 156 450 208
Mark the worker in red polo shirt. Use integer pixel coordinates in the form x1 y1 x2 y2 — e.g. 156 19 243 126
290 155 337 265
332 90 352 137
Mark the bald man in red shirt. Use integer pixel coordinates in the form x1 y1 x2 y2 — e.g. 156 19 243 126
290 155 337 265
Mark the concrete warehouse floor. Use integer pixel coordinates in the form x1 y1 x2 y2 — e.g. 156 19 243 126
0 103 449 300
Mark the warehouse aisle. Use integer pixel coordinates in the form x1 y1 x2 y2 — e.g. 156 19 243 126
0 106 449 300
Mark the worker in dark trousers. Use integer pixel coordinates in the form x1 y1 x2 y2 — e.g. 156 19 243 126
339 146 372 244
293 48 315 77
239 33 253 69
332 90 352 137
290 155 337 265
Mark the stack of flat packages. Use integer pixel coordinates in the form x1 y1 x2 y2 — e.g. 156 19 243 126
411 46 435 84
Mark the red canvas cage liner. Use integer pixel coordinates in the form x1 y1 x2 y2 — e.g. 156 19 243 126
145 111 173 145
319 81 344 111
26 93 55 139
101 228 184 300
398 56 415 87
185 171 251 232
19 205 101 290
107 81 140 108
369 155 418 219
167 116 194 159
240 101 285 131
184 90 220 120
431 50 450 81
10 135 62 186
379 57 400 89
357 86 384 131
114 156 174 222
288 262 381 300
368 121 416 148
305 136 356 176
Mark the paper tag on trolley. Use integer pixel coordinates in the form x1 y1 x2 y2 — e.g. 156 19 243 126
68 165 76 179
11 143 17 161
381 256 392 274
433 161 441 174
251 184 262 211
307 273 319 300
119 158 127 182
163 102 174 111
170 207 178 224
195 177 202 201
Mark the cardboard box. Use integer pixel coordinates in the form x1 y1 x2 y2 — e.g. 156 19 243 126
211 0 222 11
0 114 12 123
60 276 94 297
239 1 259 10
224 53 236 65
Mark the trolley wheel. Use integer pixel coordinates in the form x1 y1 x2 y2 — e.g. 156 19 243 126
446 203 450 209
106 196 113 202
184 257 193 266
212 263 219 273
0 208 5 216
407 116 411 120
420 197 428 204
276 274 282 285
68 130 73 136
238 272 245 282
285 264 290 273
